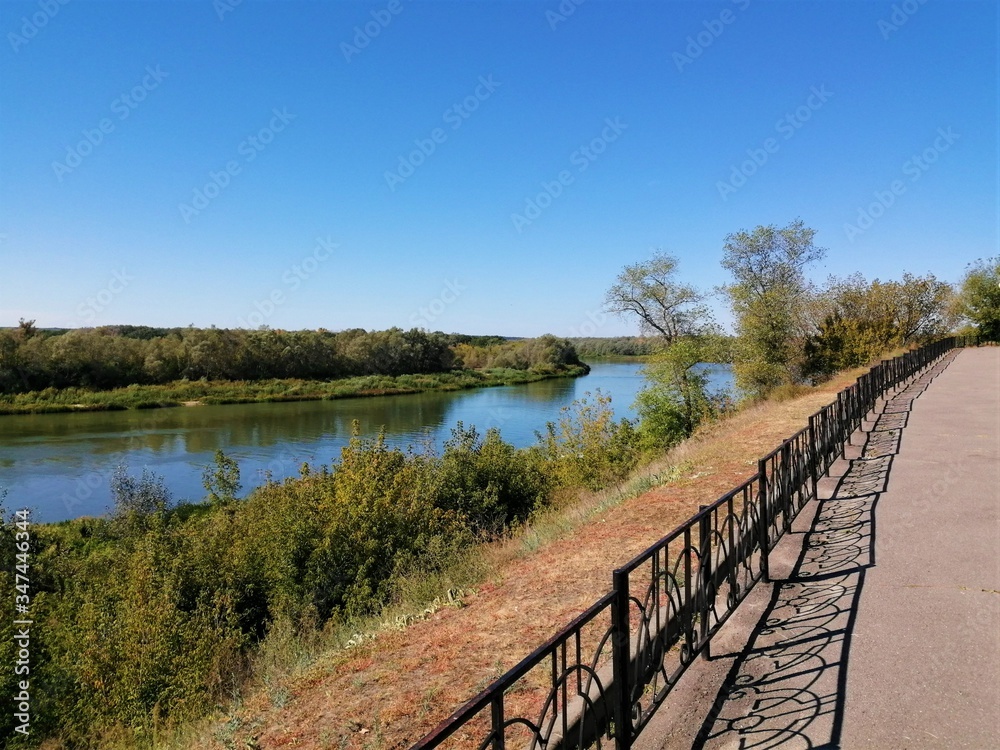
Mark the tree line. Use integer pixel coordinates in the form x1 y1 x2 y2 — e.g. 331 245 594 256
0 325 581 395
566 337 660 358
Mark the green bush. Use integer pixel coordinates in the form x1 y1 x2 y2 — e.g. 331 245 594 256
538 391 640 490
435 423 550 535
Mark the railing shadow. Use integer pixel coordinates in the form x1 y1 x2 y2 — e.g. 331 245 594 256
690 353 958 750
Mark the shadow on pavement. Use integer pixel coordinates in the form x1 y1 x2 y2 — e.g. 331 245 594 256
690 353 958 750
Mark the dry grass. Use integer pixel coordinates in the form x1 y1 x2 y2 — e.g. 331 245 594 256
169 366 871 750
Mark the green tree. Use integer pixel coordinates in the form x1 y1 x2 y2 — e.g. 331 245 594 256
111 463 171 517
721 219 826 398
955 257 1000 341
804 272 955 379
537 391 639 490
634 335 730 451
202 450 242 505
605 253 722 448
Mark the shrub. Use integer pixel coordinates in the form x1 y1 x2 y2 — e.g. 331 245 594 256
538 391 640 490
435 423 550 535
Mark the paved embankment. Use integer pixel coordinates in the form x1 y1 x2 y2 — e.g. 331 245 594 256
637 346 1000 750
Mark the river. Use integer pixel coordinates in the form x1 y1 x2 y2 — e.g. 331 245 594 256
0 362 733 522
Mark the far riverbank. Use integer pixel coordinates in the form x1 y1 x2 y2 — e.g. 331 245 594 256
0 365 589 416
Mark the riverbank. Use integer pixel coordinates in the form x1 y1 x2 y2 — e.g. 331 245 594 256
0 364 590 416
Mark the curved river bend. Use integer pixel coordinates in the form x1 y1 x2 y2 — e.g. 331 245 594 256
0 362 732 522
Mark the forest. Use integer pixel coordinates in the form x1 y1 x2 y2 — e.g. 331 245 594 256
0 326 582 396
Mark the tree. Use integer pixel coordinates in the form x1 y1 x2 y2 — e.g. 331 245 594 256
634 335 730 451
203 450 242 506
890 272 956 341
955 257 1000 341
604 252 710 343
111 464 172 517
721 219 826 398
804 272 955 379
605 253 723 448
16 318 37 340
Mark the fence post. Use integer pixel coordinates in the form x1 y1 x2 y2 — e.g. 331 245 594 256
698 506 712 661
611 569 632 750
491 696 505 750
780 441 792 532
808 415 819 501
757 460 770 584
851 386 864 432
842 390 853 446
836 393 844 447
849 388 857 442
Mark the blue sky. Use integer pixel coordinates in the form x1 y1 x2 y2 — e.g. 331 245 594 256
1 0 997 337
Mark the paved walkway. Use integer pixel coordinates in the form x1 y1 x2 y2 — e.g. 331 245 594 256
638 347 1000 750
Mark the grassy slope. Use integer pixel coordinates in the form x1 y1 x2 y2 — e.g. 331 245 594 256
155 366 868 750
0 366 588 415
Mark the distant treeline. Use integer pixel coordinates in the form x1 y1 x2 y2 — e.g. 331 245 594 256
0 323 581 395
568 336 734 361
567 336 658 357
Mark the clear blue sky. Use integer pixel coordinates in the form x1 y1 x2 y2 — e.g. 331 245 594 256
1 0 997 337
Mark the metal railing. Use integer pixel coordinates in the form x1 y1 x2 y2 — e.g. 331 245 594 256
413 336 972 750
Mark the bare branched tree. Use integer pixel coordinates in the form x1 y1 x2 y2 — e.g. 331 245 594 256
604 252 710 343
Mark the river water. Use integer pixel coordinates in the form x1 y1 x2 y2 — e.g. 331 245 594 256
0 362 732 522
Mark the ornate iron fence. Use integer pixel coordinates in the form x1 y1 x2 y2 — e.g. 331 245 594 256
413 336 972 750
410 592 619 750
